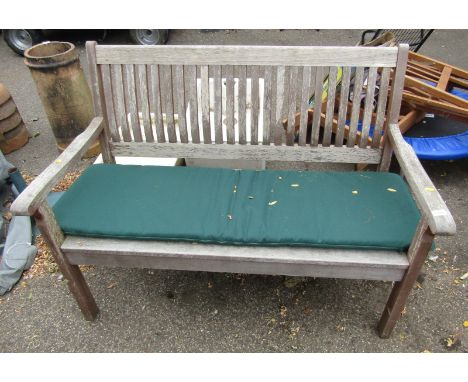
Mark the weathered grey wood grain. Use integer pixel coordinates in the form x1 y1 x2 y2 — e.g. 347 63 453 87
335 66 351 147
237 66 247 144
135 64 154 142
347 66 365 148
123 64 143 141
35 203 98 320
298 66 312 146
388 124 456 235
99 64 120 142
250 66 260 145
110 64 132 141
311 66 324 146
224 66 235 144
173 65 188 143
10 117 104 216
85 41 114 163
372 67 391 147
262 66 273 145
63 236 408 282
286 66 298 146
200 65 211 144
322 66 338 147
160 65 177 143
269 67 278 144
148 65 165 143
96 45 398 67
359 66 378 148
111 141 382 163
378 218 433 337
275 66 289 146
213 65 223 144
185 65 200 143
378 44 409 171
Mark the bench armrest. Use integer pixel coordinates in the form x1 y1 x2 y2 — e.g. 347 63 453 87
387 123 456 235
10 117 104 216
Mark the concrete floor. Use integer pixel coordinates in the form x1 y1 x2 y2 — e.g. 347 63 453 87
0 29 466 352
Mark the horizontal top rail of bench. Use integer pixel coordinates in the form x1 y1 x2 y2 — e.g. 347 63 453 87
95 45 399 67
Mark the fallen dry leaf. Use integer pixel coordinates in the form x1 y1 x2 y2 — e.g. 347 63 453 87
387 188 397 192
290 184 300 188
268 200 278 206
352 190 358 195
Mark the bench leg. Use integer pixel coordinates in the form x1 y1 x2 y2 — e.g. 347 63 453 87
377 219 433 338
34 203 99 321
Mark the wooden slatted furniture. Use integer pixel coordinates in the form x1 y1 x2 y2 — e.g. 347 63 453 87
11 42 456 338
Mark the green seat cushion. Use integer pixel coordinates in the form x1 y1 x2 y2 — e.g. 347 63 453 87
53 164 420 251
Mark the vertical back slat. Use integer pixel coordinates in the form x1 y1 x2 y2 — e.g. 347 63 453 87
100 64 120 142
372 67 391 147
322 66 338 147
347 67 365 148
310 66 324 147
224 66 235 144
123 64 142 142
274 66 289 145
359 66 378 148
148 65 165 143
200 65 211 144
286 66 298 146
110 65 132 142
160 65 176 143
269 68 278 144
335 66 351 147
185 65 200 143
173 65 188 143
136 64 154 142
213 65 223 144
237 66 247 144
262 66 273 145
298 66 312 146
250 66 260 145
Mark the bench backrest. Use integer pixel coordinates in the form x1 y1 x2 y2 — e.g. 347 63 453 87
86 42 408 164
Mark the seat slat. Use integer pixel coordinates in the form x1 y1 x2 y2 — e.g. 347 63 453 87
148 65 165 143
62 236 408 282
123 64 143 142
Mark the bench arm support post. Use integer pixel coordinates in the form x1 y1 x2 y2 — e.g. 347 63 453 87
10 117 104 216
387 123 456 236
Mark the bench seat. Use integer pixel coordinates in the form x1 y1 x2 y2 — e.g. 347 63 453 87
53 164 420 251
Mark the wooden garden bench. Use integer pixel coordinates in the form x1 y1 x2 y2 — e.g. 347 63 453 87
11 42 456 338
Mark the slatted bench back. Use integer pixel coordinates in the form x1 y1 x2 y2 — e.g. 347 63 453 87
86 43 408 164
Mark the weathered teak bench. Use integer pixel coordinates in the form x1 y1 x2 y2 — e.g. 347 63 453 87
11 42 456 338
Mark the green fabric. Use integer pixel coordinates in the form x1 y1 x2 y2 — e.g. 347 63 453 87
53 164 421 251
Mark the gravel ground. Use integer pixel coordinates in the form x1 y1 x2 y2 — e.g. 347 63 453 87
0 29 466 352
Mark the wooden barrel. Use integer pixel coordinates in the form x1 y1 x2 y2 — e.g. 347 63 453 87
0 83 30 154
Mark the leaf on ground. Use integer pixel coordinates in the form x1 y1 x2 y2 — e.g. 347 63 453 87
463 321 468 328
